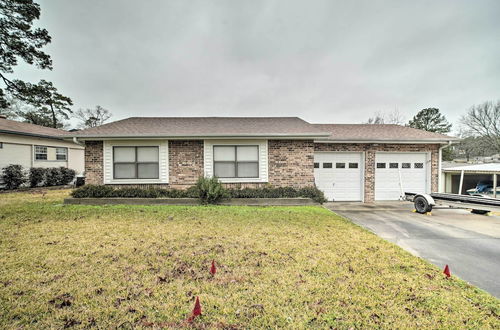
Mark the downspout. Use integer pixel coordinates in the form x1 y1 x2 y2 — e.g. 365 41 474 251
438 141 452 193
73 137 84 146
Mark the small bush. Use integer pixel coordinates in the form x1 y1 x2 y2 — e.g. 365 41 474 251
45 168 64 186
195 176 228 205
29 167 46 187
296 187 328 204
59 167 76 185
1 164 27 190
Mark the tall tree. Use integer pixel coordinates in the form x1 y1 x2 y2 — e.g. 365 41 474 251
407 108 452 134
0 0 72 127
74 105 112 129
460 101 500 153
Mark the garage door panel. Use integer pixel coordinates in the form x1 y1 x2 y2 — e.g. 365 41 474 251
375 153 428 200
314 152 363 201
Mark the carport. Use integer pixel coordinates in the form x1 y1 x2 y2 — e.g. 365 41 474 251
442 163 500 196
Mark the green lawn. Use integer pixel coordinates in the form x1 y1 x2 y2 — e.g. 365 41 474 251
0 190 499 328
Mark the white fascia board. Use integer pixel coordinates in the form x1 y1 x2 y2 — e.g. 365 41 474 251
314 139 458 144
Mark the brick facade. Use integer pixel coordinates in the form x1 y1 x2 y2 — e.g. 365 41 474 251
314 143 440 202
83 139 316 189
84 141 103 185
268 140 315 188
83 139 439 202
168 140 204 189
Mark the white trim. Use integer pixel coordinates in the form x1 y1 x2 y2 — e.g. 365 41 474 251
314 140 458 144
103 140 169 184
204 139 268 183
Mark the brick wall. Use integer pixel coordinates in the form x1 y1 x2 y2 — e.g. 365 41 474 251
268 140 315 188
314 143 440 202
168 140 204 189
84 141 103 185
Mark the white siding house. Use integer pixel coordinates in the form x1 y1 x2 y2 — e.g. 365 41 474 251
0 116 85 179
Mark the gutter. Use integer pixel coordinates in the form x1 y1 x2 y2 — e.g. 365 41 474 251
0 129 67 141
314 139 460 144
64 133 332 141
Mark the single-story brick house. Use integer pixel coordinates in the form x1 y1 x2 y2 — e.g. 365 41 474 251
67 117 457 202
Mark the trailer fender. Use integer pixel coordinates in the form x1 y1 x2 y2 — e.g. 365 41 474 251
413 194 435 214
414 193 435 206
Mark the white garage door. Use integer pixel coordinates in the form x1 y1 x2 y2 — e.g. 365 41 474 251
314 152 363 201
375 152 429 200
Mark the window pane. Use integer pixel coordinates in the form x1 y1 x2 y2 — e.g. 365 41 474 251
114 164 135 179
314 162 319 168
114 147 136 162
214 162 236 177
402 163 411 169
237 162 258 177
323 163 332 168
414 163 424 169
389 163 398 168
138 163 159 179
336 163 345 169
377 163 386 169
137 147 159 162
214 146 235 161
349 163 358 169
56 148 67 160
237 146 258 161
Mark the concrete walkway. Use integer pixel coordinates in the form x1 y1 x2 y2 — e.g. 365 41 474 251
325 201 500 298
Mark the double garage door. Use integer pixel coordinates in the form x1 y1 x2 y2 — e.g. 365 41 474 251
314 152 429 201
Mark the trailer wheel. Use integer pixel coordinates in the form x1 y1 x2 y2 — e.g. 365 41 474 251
414 196 432 214
471 209 489 215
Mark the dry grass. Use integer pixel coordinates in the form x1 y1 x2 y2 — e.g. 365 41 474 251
0 189 499 329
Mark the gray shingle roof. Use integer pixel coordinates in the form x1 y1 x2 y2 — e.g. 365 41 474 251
313 124 457 142
0 117 69 139
70 117 330 138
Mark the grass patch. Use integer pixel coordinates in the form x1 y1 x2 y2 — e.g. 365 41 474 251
0 189 499 328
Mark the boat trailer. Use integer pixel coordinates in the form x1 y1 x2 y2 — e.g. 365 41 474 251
404 192 500 215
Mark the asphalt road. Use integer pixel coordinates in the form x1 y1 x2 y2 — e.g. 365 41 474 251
325 202 500 298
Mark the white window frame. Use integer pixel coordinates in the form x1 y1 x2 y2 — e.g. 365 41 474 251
56 147 68 161
204 140 268 183
103 140 168 184
213 145 259 178
35 146 48 160
112 146 160 180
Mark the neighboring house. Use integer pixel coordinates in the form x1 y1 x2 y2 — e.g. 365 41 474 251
67 117 457 202
0 116 85 177
441 163 500 195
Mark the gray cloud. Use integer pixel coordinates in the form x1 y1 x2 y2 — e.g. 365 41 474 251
14 0 500 130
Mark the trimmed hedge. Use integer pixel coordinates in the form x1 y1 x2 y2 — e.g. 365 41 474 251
71 183 327 204
228 186 327 203
1 165 76 189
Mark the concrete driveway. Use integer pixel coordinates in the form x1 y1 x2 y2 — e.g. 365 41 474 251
325 201 500 298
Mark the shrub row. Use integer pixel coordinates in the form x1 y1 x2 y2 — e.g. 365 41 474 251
1 164 76 190
71 177 327 204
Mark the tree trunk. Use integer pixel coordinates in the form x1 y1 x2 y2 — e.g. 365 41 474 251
50 103 57 128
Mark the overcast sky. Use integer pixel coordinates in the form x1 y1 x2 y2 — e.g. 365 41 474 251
14 0 500 130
